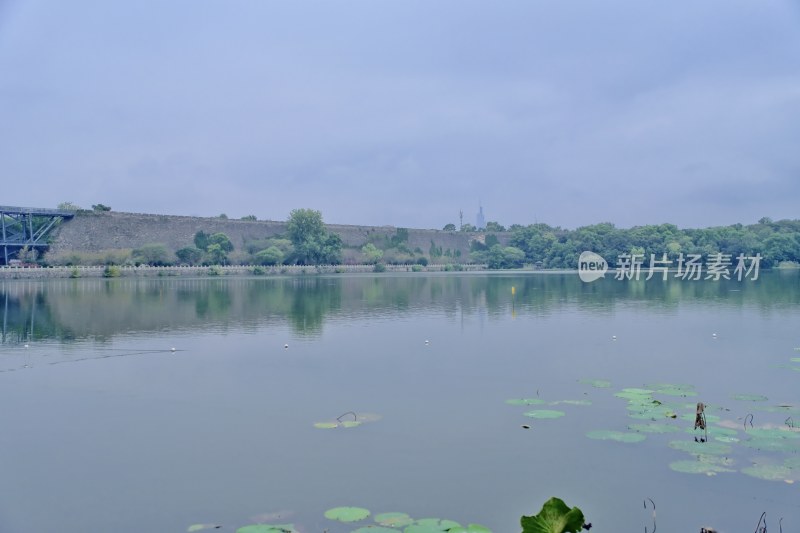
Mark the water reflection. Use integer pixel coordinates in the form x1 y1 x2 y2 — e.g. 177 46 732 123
0 271 798 344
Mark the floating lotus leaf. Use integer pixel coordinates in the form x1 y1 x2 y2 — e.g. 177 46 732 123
449 525 493 533
579 379 611 388
356 412 384 423
523 410 566 419
680 413 720 424
744 427 800 440
413 518 461 530
236 525 297 533
614 388 654 400
325 507 371 522
668 440 731 455
741 438 800 453
314 422 339 429
753 404 800 414
586 430 646 443
741 464 795 481
714 436 740 443
628 423 680 434
520 497 585 533
353 527 399 533
550 400 592 406
375 513 414 527
791 357 800 362
506 398 547 406
733 394 768 402
684 426 738 438
669 460 735 475
647 383 697 397
341 421 363 428
785 457 800 469
188 525 221 532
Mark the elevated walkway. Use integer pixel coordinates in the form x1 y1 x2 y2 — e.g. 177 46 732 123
0 206 75 264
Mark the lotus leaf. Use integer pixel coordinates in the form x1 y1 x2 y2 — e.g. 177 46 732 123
375 512 414 527
586 430 646 443
523 410 566 419
520 497 585 533
325 507 371 522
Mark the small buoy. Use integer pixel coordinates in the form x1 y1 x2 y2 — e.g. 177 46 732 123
284 344 289 349
24 344 29 349
170 347 176 352
712 333 717 338
424 340 430 345
611 335 617 340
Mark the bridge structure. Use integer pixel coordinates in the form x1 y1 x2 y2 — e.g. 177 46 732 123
0 206 75 265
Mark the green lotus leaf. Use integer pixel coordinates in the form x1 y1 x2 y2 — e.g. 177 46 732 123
668 440 731 455
550 400 592 406
744 427 800 440
647 383 696 392
375 512 414 527
791 357 800 362
628 423 681 434
353 527 399 533
733 394 769 402
325 507 371 522
409 518 461 530
785 457 800 469
236 525 297 533
741 438 800 453
579 379 611 388
506 398 547 406
741 464 795 481
679 413 720 424
669 460 735 475
314 422 339 429
449 525 493 533
341 420 363 428
684 425 738 437
586 430 646 443
523 410 566 419
614 388 654 400
520 497 585 533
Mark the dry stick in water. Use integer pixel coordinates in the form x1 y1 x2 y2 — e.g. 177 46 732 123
643 498 656 533
336 411 357 422
754 511 767 533
744 413 754 431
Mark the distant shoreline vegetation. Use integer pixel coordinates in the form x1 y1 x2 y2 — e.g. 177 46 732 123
6 206 800 271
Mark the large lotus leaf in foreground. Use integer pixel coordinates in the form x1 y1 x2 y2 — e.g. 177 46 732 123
521 497 585 533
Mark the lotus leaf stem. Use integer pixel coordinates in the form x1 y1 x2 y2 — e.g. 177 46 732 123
336 411 357 422
754 511 766 533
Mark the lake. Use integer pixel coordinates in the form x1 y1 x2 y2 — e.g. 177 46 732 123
1 272 798 533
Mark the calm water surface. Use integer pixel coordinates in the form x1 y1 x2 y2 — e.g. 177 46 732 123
1 272 798 532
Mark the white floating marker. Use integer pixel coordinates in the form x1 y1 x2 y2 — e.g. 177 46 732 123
170 347 176 352
712 333 717 338
284 344 289 349
24 344 29 349
611 335 617 341
424 340 430 345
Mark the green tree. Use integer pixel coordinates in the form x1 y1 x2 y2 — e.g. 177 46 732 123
194 231 210 251
206 243 228 265
361 243 384 264
208 233 234 253
255 246 284 265
91 203 111 211
241 215 257 221
443 223 456 231
286 208 342 265
486 221 505 232
132 244 171 266
58 201 81 211
176 246 203 265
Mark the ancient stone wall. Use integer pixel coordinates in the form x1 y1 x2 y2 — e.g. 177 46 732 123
46 211 510 262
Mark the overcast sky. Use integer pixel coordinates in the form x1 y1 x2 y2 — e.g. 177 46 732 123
1 1 798 229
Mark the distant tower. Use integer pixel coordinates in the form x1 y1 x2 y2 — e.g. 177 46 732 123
476 204 485 230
